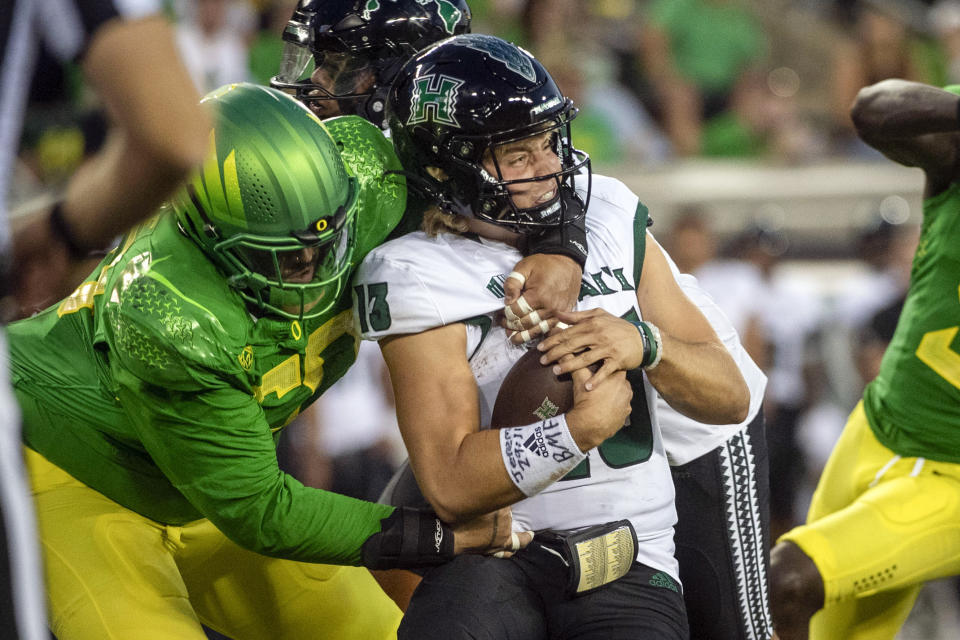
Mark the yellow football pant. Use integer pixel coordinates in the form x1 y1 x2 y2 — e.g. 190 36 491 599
25 447 402 640
780 401 960 640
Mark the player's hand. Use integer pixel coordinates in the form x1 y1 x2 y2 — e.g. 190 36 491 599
565 365 632 452
537 309 643 390
502 254 582 344
10 206 97 320
452 506 534 557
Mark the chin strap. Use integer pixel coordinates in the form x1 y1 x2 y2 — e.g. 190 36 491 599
361 507 455 570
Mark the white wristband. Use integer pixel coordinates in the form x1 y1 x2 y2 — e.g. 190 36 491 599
499 415 587 497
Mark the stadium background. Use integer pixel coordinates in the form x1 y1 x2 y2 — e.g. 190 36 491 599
9 0 958 637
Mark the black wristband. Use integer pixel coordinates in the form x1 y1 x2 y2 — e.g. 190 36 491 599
360 506 455 570
48 202 90 260
630 320 662 369
630 320 652 366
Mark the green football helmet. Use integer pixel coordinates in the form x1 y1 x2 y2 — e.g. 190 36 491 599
173 82 359 320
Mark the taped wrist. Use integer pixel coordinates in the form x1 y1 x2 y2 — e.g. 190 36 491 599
523 215 588 269
500 415 587 497
360 507 455 570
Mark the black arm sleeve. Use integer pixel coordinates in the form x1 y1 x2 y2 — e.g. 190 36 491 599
522 215 588 268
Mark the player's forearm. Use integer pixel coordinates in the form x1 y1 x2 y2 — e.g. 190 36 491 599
851 80 960 140
66 14 210 250
648 337 749 425
59 127 199 249
413 429 526 524
212 478 394 565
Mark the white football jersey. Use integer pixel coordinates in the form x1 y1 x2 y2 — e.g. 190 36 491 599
354 175 679 579
656 241 768 465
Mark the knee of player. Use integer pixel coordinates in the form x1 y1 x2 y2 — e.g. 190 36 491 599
769 540 824 611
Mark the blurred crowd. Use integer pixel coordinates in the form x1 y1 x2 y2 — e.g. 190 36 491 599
11 2 960 634
18 0 960 191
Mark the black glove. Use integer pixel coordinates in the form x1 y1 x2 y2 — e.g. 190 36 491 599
361 506 455 570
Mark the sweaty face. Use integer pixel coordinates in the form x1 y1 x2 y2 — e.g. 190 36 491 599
482 130 563 212
306 52 376 118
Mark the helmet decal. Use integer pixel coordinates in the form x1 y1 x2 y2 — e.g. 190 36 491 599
364 0 464 34
407 74 465 126
388 34 591 233
459 34 536 82
530 95 563 118
416 0 465 34
362 0 380 20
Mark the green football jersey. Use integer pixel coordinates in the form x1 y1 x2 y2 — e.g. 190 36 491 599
863 181 960 462
8 116 405 565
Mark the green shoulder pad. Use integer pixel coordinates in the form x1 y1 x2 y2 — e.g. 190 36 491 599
103 227 251 391
324 115 406 263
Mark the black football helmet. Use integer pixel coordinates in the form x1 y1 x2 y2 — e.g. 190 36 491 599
387 34 590 233
271 0 471 127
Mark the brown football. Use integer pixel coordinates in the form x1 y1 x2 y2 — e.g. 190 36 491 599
491 348 598 428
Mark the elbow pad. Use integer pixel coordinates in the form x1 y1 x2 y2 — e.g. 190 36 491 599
360 507 455 570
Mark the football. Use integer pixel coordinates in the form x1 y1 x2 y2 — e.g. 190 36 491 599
491 348 597 428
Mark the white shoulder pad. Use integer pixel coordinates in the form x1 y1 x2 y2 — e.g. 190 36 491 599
352 232 523 340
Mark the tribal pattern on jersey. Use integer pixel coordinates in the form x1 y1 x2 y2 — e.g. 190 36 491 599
720 427 773 640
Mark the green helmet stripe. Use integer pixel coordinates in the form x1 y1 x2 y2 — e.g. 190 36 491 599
193 131 218 227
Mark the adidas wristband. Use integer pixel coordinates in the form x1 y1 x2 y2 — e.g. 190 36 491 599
500 415 587 497
360 506 455 570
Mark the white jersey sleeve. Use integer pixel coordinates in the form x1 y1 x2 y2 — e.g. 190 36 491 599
655 238 768 465
352 231 522 340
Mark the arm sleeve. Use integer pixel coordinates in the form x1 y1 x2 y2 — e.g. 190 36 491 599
104 264 396 565
522 214 588 269
114 366 395 565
